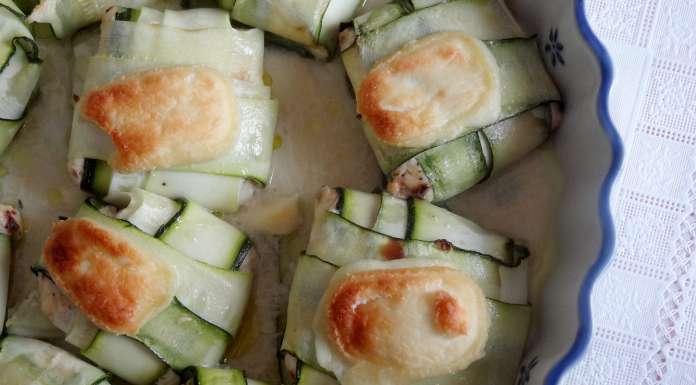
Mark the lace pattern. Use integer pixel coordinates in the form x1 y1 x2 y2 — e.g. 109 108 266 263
563 1 696 383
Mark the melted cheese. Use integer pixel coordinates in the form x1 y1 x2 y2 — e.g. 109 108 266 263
42 218 175 336
81 66 238 172
357 32 501 148
314 259 489 385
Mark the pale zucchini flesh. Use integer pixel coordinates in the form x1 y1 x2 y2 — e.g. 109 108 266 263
116 188 252 270
5 289 64 338
136 301 230 370
0 336 109 385
82 331 167 385
280 255 336 368
156 199 252 270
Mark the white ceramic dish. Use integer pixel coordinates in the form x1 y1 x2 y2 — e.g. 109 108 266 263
505 0 623 384
0 1 622 384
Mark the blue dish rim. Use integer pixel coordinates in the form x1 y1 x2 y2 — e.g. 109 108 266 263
543 0 625 383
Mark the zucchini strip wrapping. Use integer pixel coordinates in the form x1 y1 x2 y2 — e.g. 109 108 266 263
68 7 277 213
320 186 529 266
0 2 42 156
33 195 255 383
219 0 363 59
341 0 561 202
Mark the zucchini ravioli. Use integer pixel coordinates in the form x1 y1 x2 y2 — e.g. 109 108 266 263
218 0 363 59
36 195 254 384
279 187 531 385
341 0 561 202
68 7 278 212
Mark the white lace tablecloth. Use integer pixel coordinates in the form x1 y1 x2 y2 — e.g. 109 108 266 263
562 1 696 384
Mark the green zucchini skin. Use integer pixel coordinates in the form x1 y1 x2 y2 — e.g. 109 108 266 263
279 255 531 385
80 158 113 196
329 187 528 266
388 104 555 202
0 336 110 385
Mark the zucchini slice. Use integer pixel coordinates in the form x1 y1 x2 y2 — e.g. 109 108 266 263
78 159 255 213
306 211 528 304
181 366 268 385
26 0 180 38
221 0 363 59
280 255 531 385
0 2 41 155
82 331 168 385
387 104 557 202
117 189 253 270
280 255 336 368
324 187 527 265
135 301 230 370
68 7 277 212
0 336 110 385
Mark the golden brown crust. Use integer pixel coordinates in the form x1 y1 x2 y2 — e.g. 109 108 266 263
357 32 501 148
314 259 489 385
433 290 468 336
81 66 238 172
42 218 175 335
328 266 475 364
